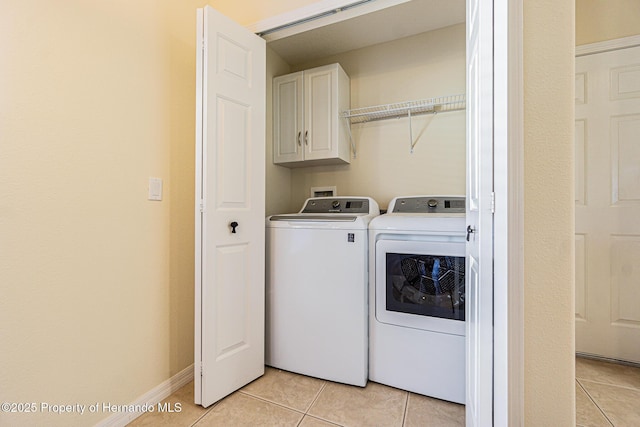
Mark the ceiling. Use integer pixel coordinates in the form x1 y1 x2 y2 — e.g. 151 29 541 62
264 0 465 65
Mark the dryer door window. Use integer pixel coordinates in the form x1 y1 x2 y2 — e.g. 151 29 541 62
386 253 465 321
375 239 465 336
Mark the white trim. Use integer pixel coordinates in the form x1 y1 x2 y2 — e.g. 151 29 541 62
576 34 640 57
493 0 524 425
194 7 205 406
576 352 640 369
95 364 195 427
246 0 410 41
247 0 370 32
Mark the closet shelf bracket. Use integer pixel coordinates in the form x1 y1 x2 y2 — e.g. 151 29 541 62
408 110 438 153
341 94 465 154
344 117 357 158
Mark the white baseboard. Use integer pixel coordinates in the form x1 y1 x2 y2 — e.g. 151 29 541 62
95 364 194 427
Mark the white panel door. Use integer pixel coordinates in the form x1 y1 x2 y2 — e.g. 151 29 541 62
575 45 640 363
466 0 494 425
195 6 266 407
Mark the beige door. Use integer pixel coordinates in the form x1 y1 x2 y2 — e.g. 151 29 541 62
195 6 266 407
575 45 640 363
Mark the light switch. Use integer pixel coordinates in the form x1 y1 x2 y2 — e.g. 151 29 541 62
148 178 163 201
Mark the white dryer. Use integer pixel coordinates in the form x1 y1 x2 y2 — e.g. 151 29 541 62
266 197 379 387
369 195 466 404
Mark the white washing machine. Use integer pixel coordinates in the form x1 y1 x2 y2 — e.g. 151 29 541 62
369 195 466 404
266 196 379 387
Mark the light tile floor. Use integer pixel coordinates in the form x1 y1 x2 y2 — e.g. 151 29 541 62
128 367 465 427
576 357 640 427
129 357 640 426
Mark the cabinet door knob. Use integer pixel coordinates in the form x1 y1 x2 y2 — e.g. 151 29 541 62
230 221 238 234
304 130 309 145
297 131 301 146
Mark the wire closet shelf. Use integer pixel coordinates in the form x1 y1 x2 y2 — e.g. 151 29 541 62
342 94 466 124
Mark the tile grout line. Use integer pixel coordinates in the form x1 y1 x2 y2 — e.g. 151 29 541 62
300 381 350 426
189 400 220 427
294 381 329 427
400 391 410 427
576 379 615 427
303 412 344 425
576 377 640 393
191 384 335 427
305 380 328 414
237 389 308 416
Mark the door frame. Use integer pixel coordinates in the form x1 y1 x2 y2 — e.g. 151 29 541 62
251 0 525 423
576 34 640 56
493 0 524 425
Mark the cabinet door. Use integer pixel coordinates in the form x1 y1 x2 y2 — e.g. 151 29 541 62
273 72 304 164
304 65 339 161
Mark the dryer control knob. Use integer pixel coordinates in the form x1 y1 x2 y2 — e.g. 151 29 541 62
427 199 438 208
332 200 341 209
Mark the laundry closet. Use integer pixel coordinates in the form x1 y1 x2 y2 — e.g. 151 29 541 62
262 0 469 405
195 0 471 409
264 1 467 215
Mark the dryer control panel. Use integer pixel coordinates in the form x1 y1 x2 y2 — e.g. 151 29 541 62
391 196 465 214
301 197 371 214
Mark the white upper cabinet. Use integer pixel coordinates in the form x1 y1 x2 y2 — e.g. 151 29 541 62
273 63 350 167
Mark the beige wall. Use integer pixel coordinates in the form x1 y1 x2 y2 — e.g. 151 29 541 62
576 0 640 45
0 1 204 425
524 0 575 424
282 24 466 212
209 0 321 26
0 0 577 425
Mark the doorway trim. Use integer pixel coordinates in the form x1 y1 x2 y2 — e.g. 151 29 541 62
493 0 524 425
576 34 640 56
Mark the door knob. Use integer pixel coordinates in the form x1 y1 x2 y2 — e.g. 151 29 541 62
466 225 475 242
230 221 238 233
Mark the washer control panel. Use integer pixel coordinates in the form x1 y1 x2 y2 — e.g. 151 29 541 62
391 196 465 214
301 197 371 214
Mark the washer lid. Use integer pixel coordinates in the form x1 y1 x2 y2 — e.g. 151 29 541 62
369 214 466 233
266 196 380 229
269 215 357 222
266 213 375 229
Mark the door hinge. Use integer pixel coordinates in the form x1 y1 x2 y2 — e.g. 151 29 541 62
490 192 495 214
199 199 205 213
200 364 203 377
